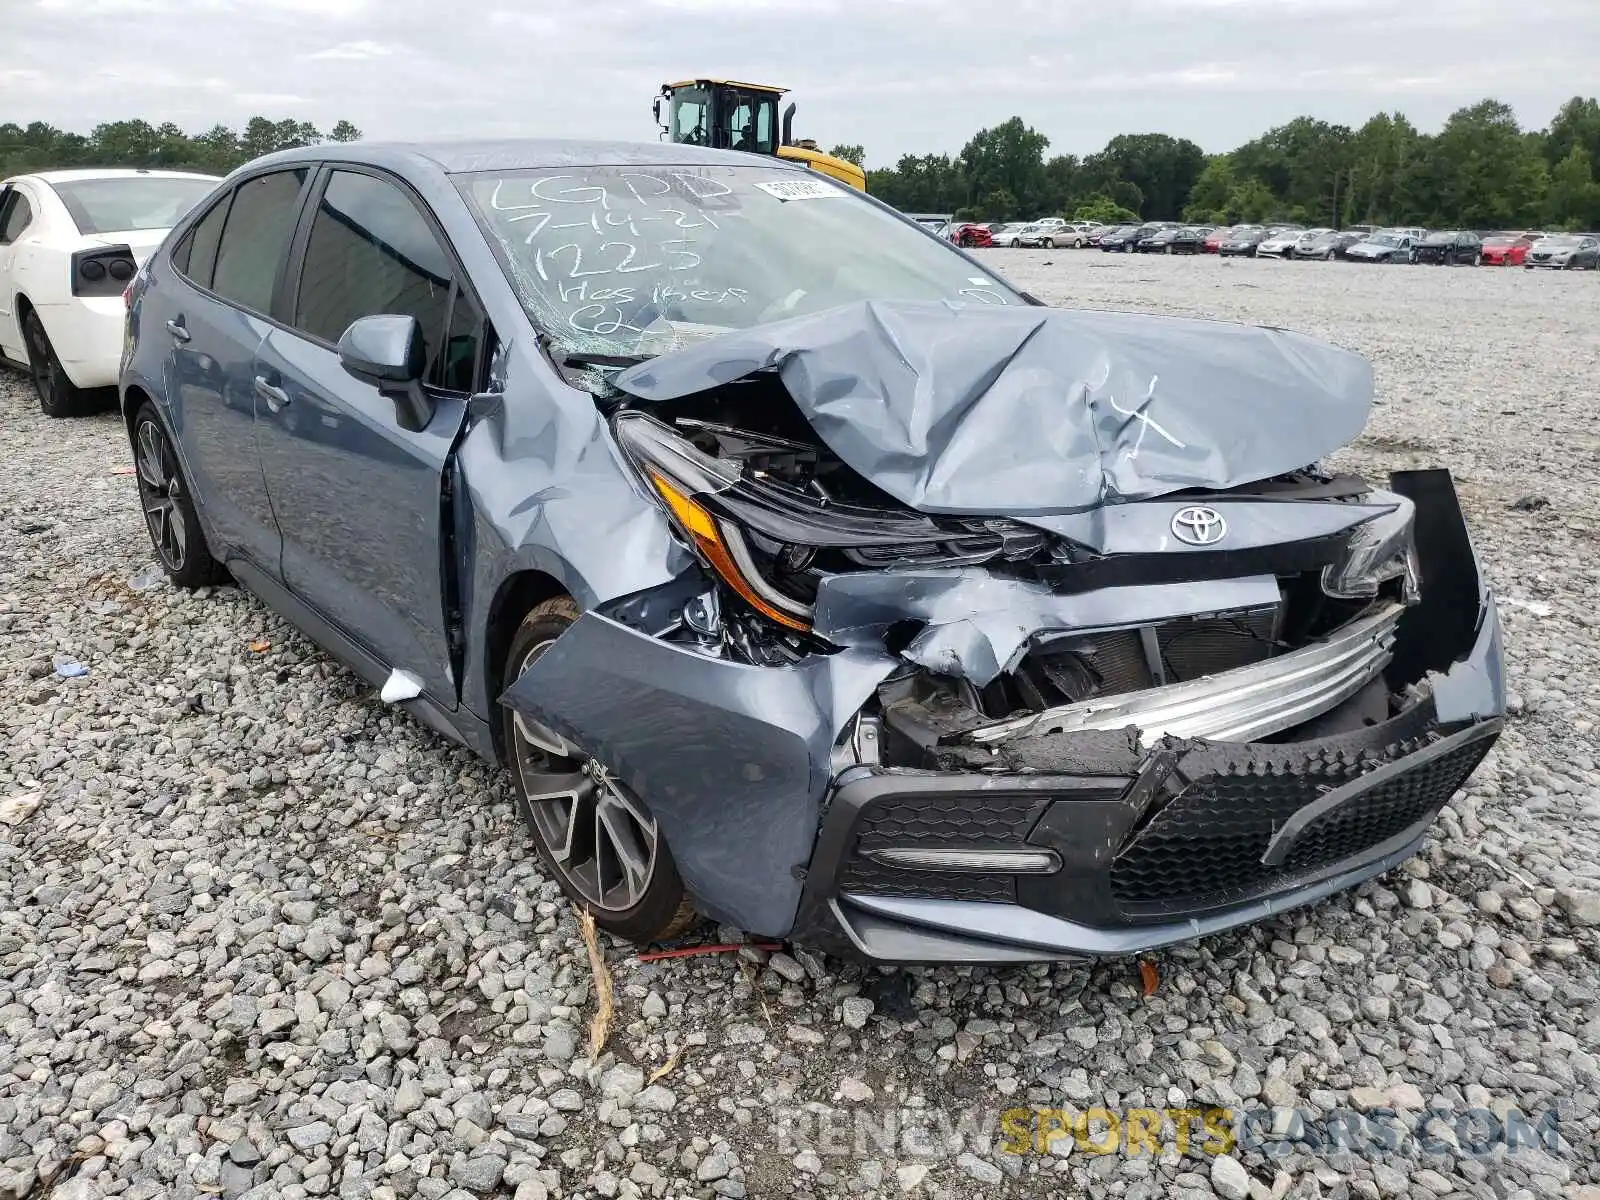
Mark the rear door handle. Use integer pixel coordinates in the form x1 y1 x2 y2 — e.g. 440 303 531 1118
254 375 290 413
165 319 190 342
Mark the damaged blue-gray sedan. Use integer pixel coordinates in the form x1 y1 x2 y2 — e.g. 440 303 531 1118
119 139 1505 962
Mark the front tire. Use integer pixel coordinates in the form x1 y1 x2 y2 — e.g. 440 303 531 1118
23 310 96 418
131 403 228 588
504 597 697 944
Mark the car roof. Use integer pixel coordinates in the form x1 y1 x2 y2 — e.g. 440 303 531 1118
243 137 803 176
9 167 221 185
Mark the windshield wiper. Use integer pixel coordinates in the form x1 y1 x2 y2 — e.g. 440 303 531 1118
552 349 654 370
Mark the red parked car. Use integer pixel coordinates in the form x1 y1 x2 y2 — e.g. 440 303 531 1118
1479 234 1539 266
1203 226 1235 253
948 223 993 248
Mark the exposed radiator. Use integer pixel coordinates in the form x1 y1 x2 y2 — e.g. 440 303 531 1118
1013 603 1281 708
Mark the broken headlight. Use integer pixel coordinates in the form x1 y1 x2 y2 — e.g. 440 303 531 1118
613 412 965 632
1322 494 1421 602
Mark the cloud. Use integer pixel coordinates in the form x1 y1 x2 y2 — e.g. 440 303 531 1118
309 40 392 61
6 0 1596 163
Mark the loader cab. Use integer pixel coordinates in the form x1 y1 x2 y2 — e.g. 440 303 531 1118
656 80 782 155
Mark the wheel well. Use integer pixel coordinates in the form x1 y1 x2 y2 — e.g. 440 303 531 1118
483 570 570 765
13 293 36 352
121 383 153 443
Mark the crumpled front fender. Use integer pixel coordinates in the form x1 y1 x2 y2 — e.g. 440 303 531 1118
500 613 897 936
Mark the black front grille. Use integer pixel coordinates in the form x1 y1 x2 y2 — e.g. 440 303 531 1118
1281 740 1492 871
836 791 1050 903
1110 734 1494 916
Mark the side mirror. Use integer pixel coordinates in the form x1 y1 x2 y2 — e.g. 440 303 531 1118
337 314 433 432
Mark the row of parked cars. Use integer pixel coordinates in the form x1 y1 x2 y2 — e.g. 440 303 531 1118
951 216 1600 269
937 218 1105 249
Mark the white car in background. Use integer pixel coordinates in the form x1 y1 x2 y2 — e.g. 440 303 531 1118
1039 221 1097 248
1254 227 1306 259
993 222 1056 248
0 168 219 416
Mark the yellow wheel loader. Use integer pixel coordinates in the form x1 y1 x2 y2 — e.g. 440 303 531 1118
654 79 867 192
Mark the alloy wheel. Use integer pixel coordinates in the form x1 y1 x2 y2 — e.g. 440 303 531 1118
135 419 188 571
510 642 659 913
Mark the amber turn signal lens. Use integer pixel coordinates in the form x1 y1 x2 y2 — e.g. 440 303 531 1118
645 469 811 632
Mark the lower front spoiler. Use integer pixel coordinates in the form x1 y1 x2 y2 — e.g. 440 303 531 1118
829 838 1425 964
790 713 1503 964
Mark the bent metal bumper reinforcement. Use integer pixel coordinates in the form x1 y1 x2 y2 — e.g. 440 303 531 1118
966 601 1405 746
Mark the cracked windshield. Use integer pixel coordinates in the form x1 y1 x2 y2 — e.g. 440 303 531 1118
459 165 1022 360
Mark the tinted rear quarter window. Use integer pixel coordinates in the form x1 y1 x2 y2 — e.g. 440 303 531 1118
173 193 232 288
211 169 308 314
292 169 458 382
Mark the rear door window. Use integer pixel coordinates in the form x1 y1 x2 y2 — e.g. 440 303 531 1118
210 169 308 314
0 189 34 244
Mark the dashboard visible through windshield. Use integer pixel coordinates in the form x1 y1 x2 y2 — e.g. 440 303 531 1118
457 165 1024 359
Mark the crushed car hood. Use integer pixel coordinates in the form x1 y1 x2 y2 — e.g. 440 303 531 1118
614 300 1372 517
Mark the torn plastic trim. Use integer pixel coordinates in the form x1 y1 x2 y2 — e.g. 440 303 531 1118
498 610 897 936
813 571 1285 688
964 601 1404 746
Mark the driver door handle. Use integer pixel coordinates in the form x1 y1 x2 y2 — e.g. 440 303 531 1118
165 319 190 342
254 375 290 413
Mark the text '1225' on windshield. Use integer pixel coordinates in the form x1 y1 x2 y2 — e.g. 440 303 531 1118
477 171 750 344
460 165 1022 355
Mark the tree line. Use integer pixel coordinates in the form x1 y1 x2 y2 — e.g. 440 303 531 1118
833 96 1600 231
1 117 364 179
7 101 1598 233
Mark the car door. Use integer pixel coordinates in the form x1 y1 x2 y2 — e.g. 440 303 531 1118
154 168 311 570
252 165 485 706
0 183 38 360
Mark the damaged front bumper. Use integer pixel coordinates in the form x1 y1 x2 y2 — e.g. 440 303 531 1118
791 675 1501 963
502 470 1505 961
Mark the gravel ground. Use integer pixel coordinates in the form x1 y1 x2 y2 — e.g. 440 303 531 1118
2 253 1598 1200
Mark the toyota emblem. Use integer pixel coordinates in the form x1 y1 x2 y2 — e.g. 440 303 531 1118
1171 506 1227 546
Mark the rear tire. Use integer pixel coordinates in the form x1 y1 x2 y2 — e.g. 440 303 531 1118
23 310 96 419
503 597 698 944
131 403 228 589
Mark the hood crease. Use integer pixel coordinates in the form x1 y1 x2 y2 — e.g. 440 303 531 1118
614 299 1373 518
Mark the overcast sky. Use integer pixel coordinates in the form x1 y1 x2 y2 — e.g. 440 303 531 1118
6 0 1597 166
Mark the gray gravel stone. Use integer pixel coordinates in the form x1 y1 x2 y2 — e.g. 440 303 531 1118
547 1090 583 1113
287 1122 334 1150
1211 1155 1251 1200
228 1139 262 1167
840 997 874 1029
956 1152 1002 1184
696 1152 736 1181
448 1153 504 1193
